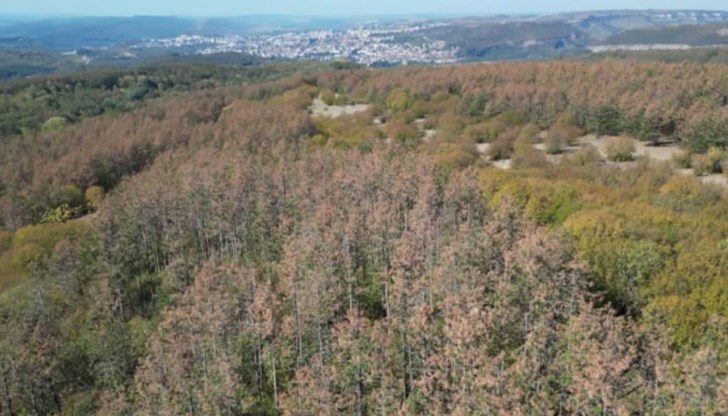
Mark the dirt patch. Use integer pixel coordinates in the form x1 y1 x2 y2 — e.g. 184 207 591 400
633 141 684 162
699 174 728 187
492 159 512 170
309 98 370 118
576 135 684 163
422 129 437 142
576 135 609 157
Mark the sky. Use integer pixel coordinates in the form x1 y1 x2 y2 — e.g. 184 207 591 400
1 0 727 17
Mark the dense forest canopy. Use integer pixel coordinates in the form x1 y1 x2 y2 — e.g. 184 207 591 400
1 60 728 414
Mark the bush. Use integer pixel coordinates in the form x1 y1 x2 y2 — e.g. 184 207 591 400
672 150 692 169
51 184 85 210
386 88 411 113
333 93 350 106
691 154 712 176
689 149 727 175
512 134 534 155
604 136 635 162
511 131 550 169
409 100 429 118
655 175 721 212
437 112 466 135
385 119 420 144
309 134 328 147
319 90 335 105
464 123 490 143
511 148 549 169
456 93 487 117
0 221 84 289
41 204 83 224
41 116 69 133
549 123 582 146
85 186 105 211
544 133 565 155
432 141 478 173
517 123 541 142
493 110 527 127
525 183 581 225
554 111 579 128
313 113 379 149
563 144 601 166
487 128 519 161
682 117 728 153
706 146 726 174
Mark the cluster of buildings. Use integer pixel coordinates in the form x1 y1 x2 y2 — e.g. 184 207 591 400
135 24 460 66
649 10 728 22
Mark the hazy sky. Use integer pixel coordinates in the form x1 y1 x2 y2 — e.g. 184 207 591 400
1 0 727 17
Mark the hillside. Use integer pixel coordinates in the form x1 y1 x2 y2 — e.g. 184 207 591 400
602 23 728 46
401 20 588 60
2 60 728 414
4 10 728 78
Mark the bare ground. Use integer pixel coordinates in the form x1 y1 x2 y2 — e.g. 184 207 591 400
309 98 370 118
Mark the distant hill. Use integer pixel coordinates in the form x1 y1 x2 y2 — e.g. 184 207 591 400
3 10 728 78
399 20 587 60
0 15 430 51
0 16 198 50
602 23 728 46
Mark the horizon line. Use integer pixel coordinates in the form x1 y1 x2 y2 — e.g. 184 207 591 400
2 8 728 20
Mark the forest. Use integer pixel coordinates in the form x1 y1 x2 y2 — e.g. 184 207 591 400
1 60 728 415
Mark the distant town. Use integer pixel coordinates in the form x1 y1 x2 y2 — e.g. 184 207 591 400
134 23 460 65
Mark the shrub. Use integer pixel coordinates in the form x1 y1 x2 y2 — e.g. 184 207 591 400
41 204 82 224
691 154 712 176
549 123 582 146
410 100 429 118
511 148 549 169
437 112 466 135
544 133 565 155
456 93 487 117
41 116 69 133
386 88 411 113
517 123 541 142
333 93 350 106
511 132 550 169
563 144 601 166
319 90 335 105
85 186 105 211
672 150 692 169
432 141 478 173
487 128 519 161
309 134 328 147
525 183 581 226
706 146 726 174
52 184 86 210
681 117 728 153
313 113 379 149
512 135 534 155
693 147 727 176
464 123 490 143
554 111 579 128
655 175 721 212
385 119 420 144
0 221 84 289
493 110 527 127
604 136 635 162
